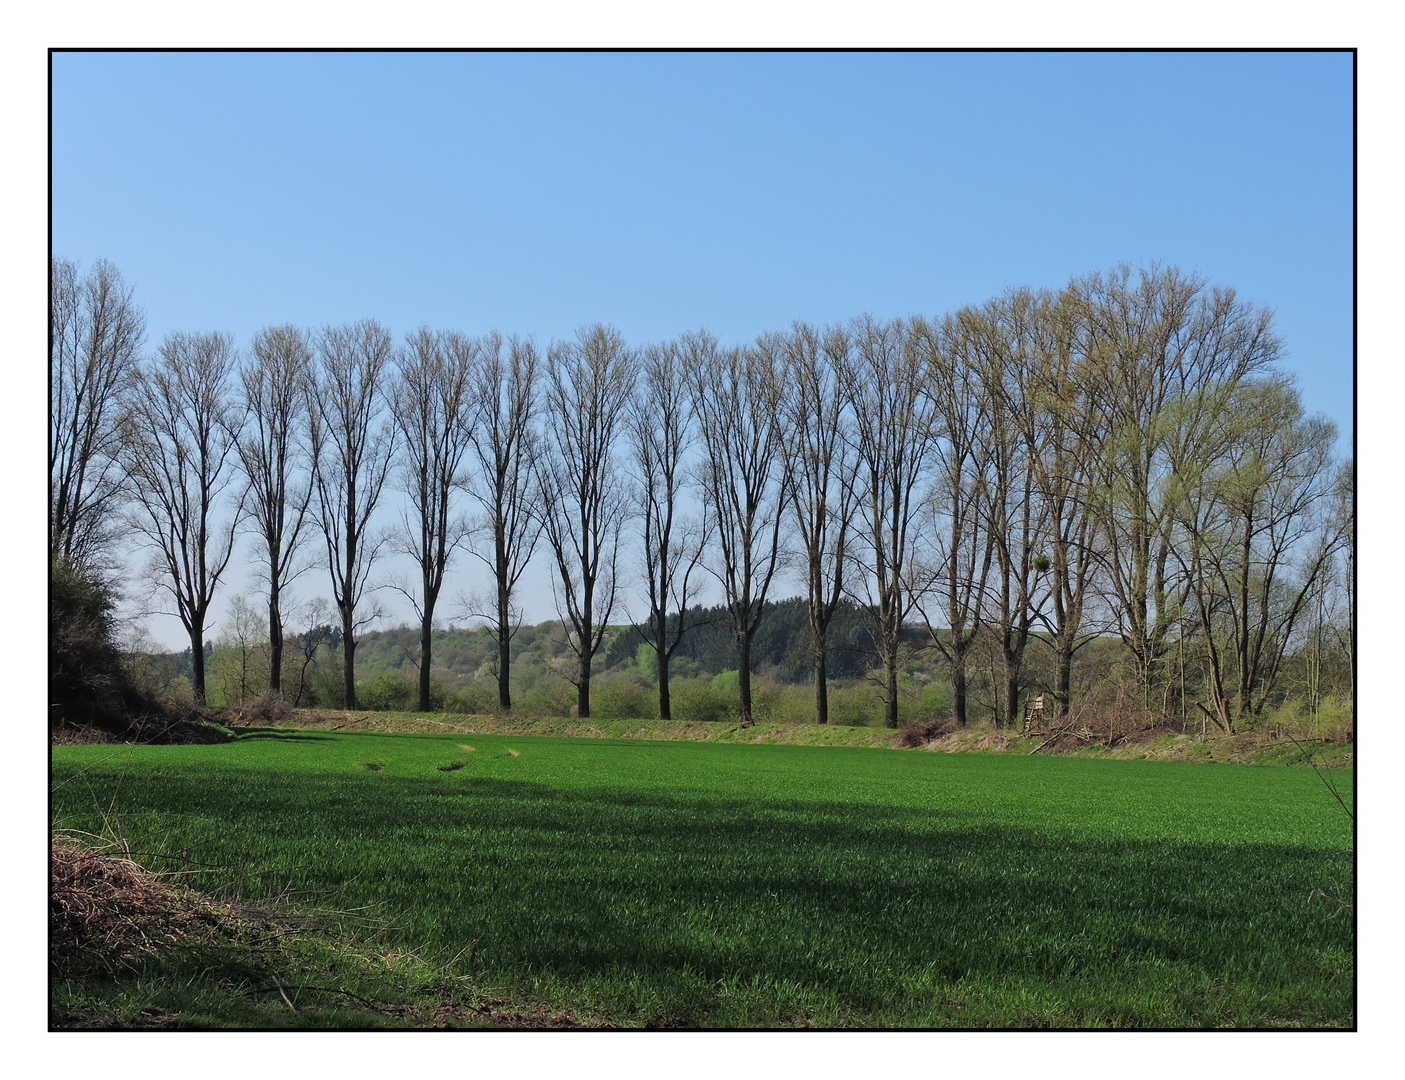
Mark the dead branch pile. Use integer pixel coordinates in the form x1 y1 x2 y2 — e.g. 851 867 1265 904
895 717 959 748
50 839 230 977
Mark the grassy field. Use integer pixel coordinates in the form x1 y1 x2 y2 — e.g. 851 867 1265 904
50 730 1354 1028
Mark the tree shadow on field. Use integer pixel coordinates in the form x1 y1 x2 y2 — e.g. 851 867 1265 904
51 760 1356 1025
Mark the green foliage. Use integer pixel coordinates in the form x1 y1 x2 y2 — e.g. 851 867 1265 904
513 677 578 718
442 679 502 716
634 641 658 682
667 677 730 724
49 556 136 730
52 736 1355 1028
208 595 271 707
304 655 346 709
591 674 658 720
906 678 950 721
356 670 420 712
826 683 886 727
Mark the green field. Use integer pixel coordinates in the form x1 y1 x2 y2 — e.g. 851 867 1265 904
50 731 1354 1028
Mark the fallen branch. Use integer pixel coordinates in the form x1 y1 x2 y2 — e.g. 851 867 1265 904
240 982 386 1011
1285 733 1354 823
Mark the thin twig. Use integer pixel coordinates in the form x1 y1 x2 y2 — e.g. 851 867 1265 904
270 973 297 1012
241 983 386 1010
1285 732 1354 823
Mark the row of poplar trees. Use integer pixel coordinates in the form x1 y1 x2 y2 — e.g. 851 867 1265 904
51 257 1352 731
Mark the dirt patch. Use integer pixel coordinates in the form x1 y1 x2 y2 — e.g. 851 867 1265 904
457 744 475 752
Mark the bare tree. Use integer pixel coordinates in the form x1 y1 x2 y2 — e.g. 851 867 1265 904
971 290 1048 727
237 325 315 695
51 256 146 568
309 320 398 711
686 331 789 727
121 332 244 704
918 309 994 727
777 322 859 725
840 315 940 729
538 324 634 719
390 328 477 712
629 339 710 721
1025 288 1108 720
462 333 545 710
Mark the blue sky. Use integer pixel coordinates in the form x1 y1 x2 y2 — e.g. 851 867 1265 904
51 50 1355 647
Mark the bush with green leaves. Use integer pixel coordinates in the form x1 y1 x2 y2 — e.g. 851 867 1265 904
666 677 730 724
50 556 131 730
442 679 502 716
591 673 658 720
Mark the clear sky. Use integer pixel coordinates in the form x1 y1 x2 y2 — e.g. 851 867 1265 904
51 50 1355 649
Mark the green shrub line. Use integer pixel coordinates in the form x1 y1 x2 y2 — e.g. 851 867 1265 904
214 704 1354 768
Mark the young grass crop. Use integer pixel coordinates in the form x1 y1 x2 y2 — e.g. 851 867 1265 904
51 731 1354 1028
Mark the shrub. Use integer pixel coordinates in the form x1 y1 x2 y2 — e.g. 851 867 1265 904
227 690 296 727
668 677 730 724
302 656 346 708
357 670 419 712
827 683 885 727
1263 695 1354 745
910 680 950 721
50 556 124 728
443 679 502 715
514 678 578 718
770 682 819 724
49 556 233 744
593 674 658 720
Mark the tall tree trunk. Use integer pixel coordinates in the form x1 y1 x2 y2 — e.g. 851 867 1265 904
659 651 672 722
497 573 512 709
884 645 900 729
267 587 283 694
418 616 433 712
738 633 754 726
342 614 357 710
654 610 672 721
578 652 592 719
1004 672 1020 732
952 660 968 727
497 619 512 710
189 624 207 706
814 646 829 725
1054 639 1072 721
